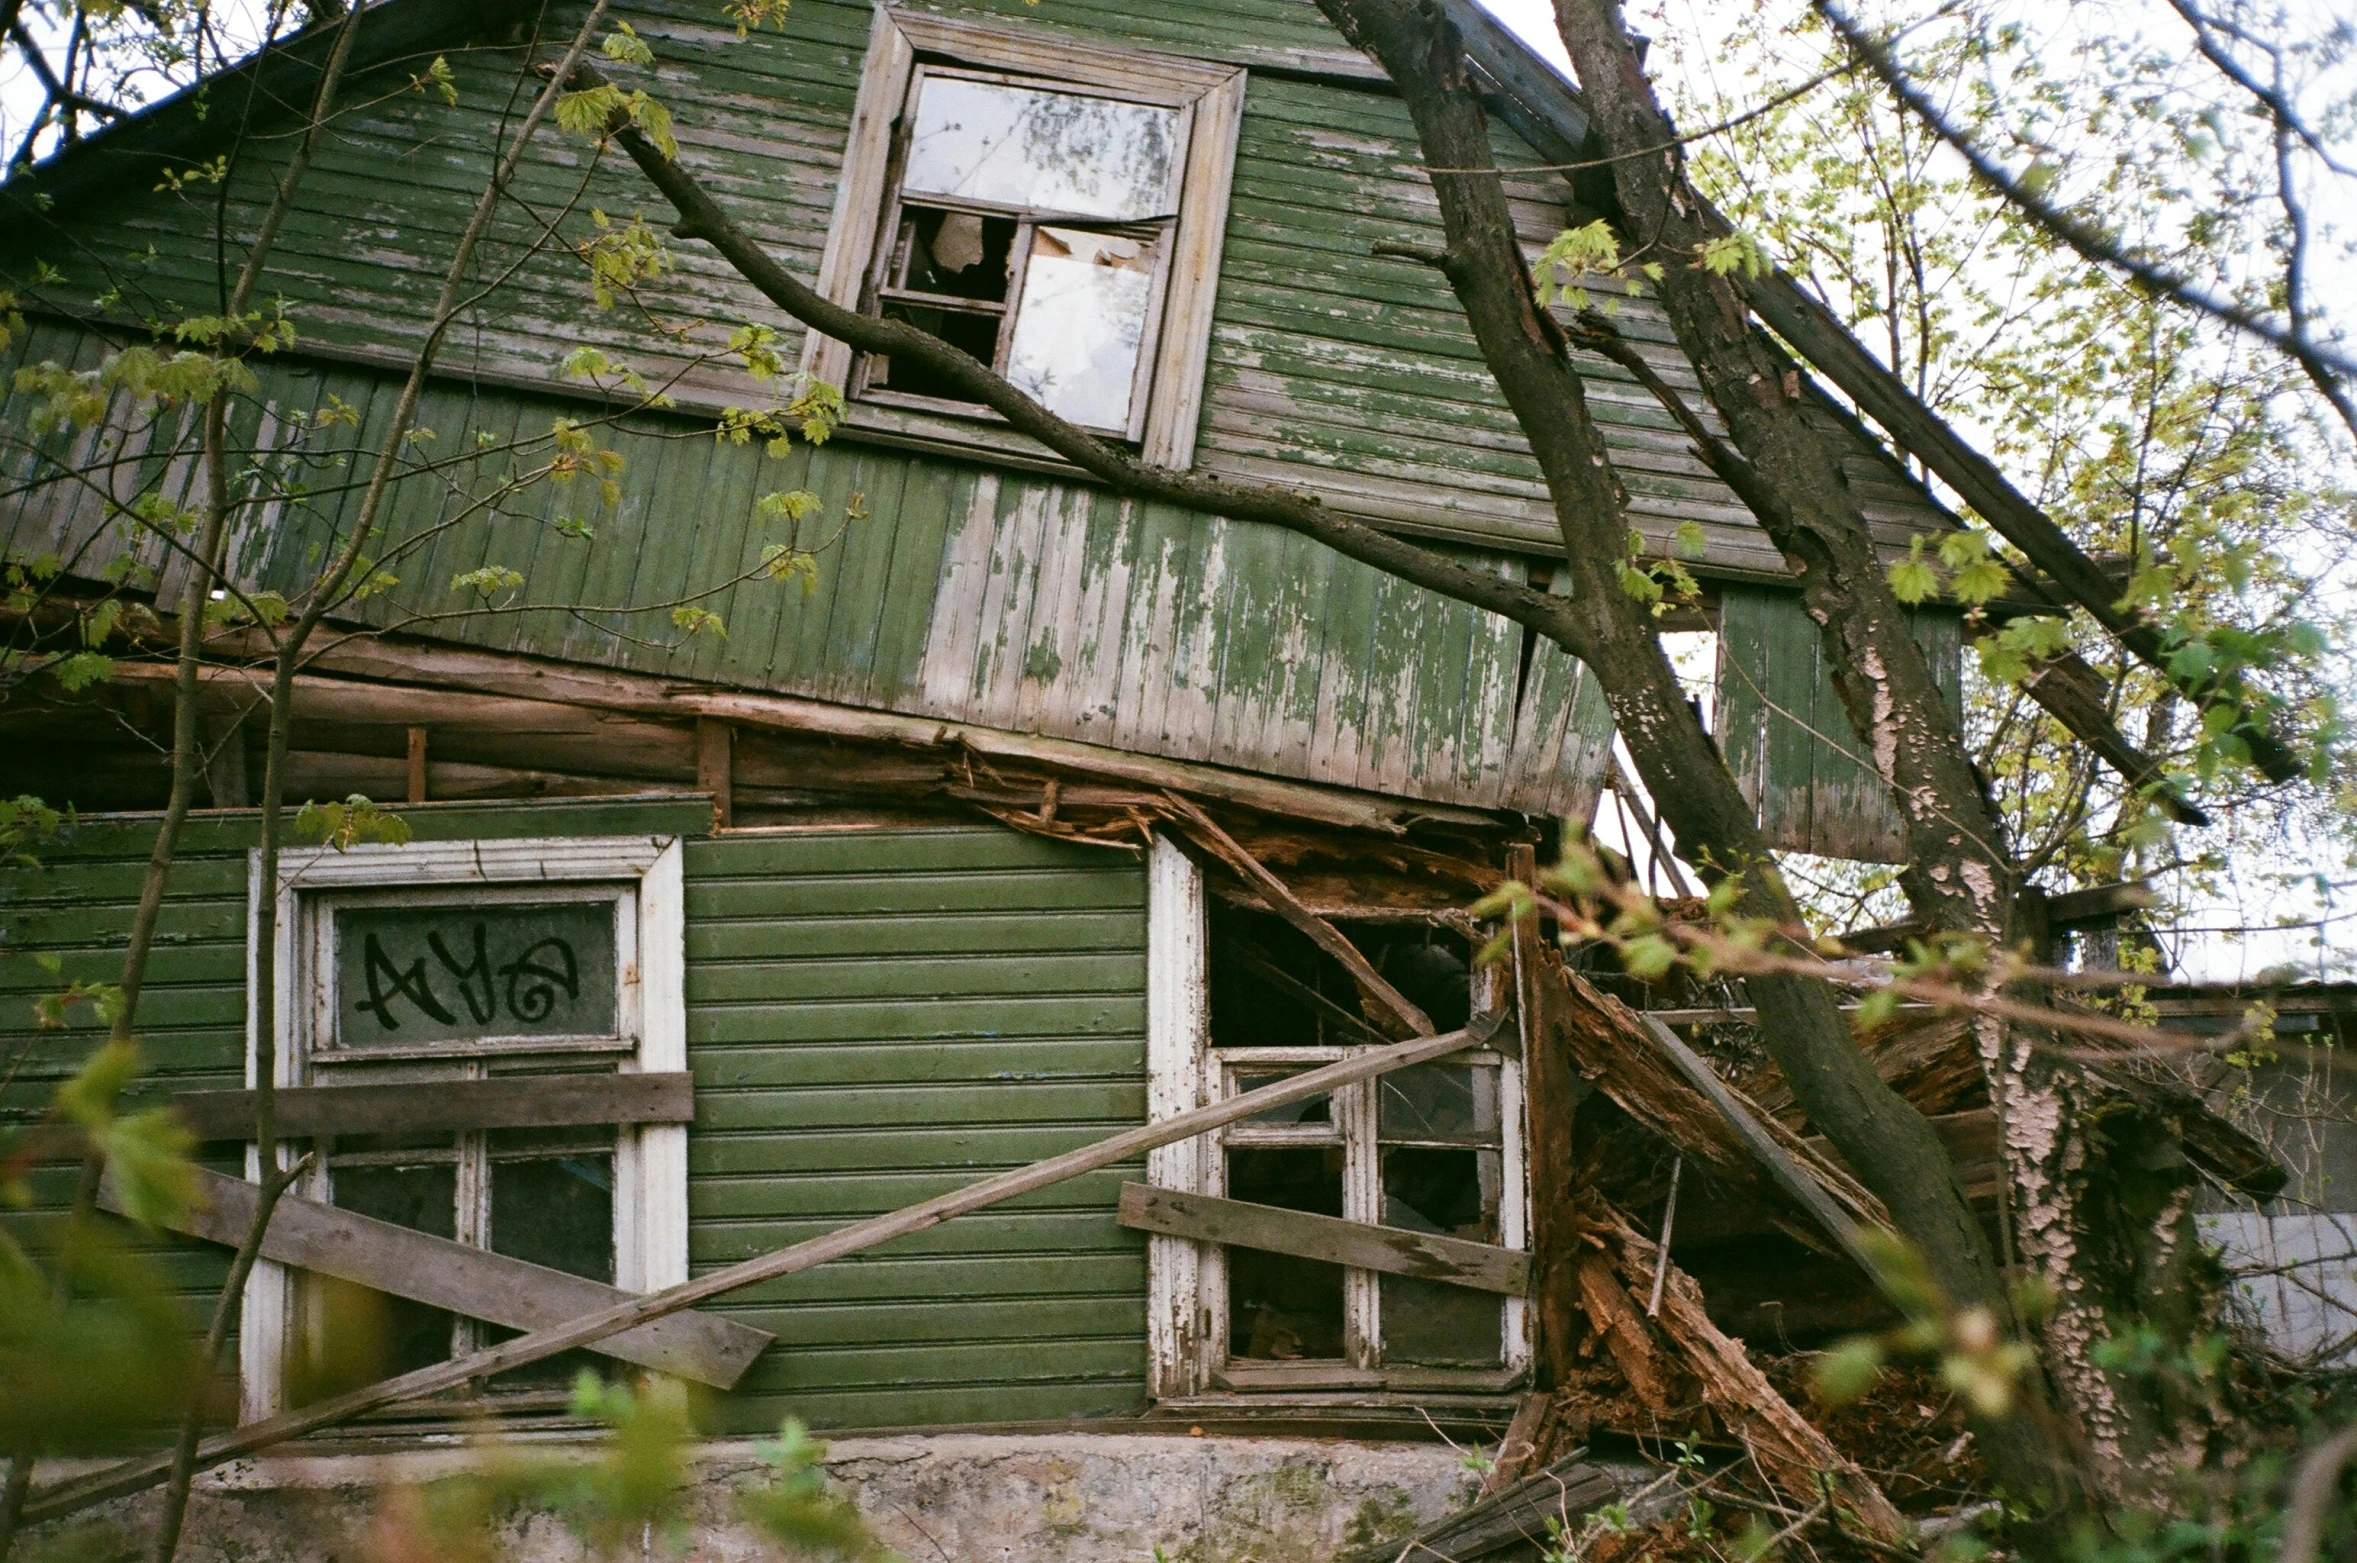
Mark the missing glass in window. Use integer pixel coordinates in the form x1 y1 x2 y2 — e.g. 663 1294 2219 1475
856 67 1183 438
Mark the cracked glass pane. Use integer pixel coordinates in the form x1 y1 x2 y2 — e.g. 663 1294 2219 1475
903 76 1180 221
1378 1063 1501 1145
1381 1146 1504 1365
1004 226 1160 430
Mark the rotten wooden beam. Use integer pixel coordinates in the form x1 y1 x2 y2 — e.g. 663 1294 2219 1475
696 717 733 829
1635 1014 1887 1276
24 1012 1508 1525
93 630 1503 837
1512 843 1584 1392
1162 792 1434 1037
1117 1182 1529 1294
1591 1205 1908 1542
111 1167 769 1389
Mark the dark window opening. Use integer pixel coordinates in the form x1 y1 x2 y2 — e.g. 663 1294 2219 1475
1225 1146 1346 1361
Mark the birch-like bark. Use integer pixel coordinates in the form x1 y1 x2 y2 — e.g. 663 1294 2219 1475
1550 0 2213 1497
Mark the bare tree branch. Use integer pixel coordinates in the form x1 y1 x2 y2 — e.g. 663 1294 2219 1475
1809 0 2357 439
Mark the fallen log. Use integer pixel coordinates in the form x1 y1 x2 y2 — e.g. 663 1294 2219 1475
1585 1206 1909 1544
20 1010 1504 1529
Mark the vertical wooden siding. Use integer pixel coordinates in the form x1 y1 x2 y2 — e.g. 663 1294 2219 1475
1715 585 1964 862
0 0 1954 566
681 825 1151 1431
0 315 1619 817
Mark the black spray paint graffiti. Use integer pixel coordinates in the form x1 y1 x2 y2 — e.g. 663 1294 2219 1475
354 922 582 1031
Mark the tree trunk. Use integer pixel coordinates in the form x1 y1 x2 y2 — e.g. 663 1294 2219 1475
1307 0 2080 1512
1547 0 2218 1499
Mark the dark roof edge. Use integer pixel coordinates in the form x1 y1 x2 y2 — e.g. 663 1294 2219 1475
0 0 539 236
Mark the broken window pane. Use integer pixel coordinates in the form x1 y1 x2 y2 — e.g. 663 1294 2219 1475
1004 227 1159 431
1378 1064 1501 1145
893 206 1016 300
333 900 618 1048
1380 1146 1503 1367
870 302 1003 398
903 76 1180 221
1229 1067 1332 1127
1225 1146 1347 1360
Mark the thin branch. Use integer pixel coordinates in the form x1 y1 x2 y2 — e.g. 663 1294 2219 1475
1809 0 2357 435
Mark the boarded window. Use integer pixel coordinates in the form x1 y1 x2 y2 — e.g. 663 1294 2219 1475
1204 903 1516 1378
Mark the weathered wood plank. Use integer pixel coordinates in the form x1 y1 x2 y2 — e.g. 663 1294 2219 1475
1117 1182 1529 1295
163 1072 697 1143
109 1166 771 1388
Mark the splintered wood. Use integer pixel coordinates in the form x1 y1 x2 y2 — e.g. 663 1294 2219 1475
1579 1206 1909 1543
1533 947 1889 1246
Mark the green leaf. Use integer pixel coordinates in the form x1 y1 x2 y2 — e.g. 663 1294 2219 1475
49 652 116 691
601 21 655 64
1809 1336 1886 1404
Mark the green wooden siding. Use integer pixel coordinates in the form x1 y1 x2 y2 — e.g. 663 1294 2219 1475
0 805 1151 1431
1715 584 1964 862
0 0 1951 823
683 825 1150 1430
0 315 1617 816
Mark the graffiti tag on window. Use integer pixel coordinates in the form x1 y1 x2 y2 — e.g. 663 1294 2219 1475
334 900 619 1045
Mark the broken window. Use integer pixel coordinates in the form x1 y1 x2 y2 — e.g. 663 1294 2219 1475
1196 902 1523 1383
807 14 1242 466
242 839 689 1422
857 66 1182 438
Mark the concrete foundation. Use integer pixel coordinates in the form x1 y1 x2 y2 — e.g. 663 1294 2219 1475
28 1431 1482 1562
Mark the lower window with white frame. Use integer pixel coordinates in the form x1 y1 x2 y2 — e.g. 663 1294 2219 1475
240 836 688 1422
1144 838 1529 1397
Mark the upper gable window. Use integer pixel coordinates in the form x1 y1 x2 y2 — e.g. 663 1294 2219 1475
802 11 1244 467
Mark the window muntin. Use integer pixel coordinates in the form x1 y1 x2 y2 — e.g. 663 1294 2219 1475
1198 902 1517 1380
243 836 687 1423
856 65 1186 439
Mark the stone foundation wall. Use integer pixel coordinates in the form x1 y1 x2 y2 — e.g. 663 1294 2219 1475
30 1432 1481 1562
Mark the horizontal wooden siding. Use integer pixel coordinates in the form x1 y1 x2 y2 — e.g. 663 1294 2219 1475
682 825 1152 1430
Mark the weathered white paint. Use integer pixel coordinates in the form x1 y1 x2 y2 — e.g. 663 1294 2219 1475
239 836 689 1420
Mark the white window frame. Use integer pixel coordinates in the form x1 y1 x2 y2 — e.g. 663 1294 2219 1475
800 7 1245 469
237 835 688 1423
1144 837 1531 1397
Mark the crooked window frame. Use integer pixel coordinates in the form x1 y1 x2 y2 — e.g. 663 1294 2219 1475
801 9 1245 469
236 835 688 1424
1143 838 1533 1399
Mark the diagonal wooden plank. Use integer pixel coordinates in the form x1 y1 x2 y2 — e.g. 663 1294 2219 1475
29 1012 1509 1525
108 1166 769 1390
1117 1182 1528 1295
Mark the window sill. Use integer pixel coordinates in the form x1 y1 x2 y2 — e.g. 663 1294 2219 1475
832 395 1136 482
1209 1363 1524 1394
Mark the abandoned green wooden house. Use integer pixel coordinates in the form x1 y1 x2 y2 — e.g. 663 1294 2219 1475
0 0 2018 1546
